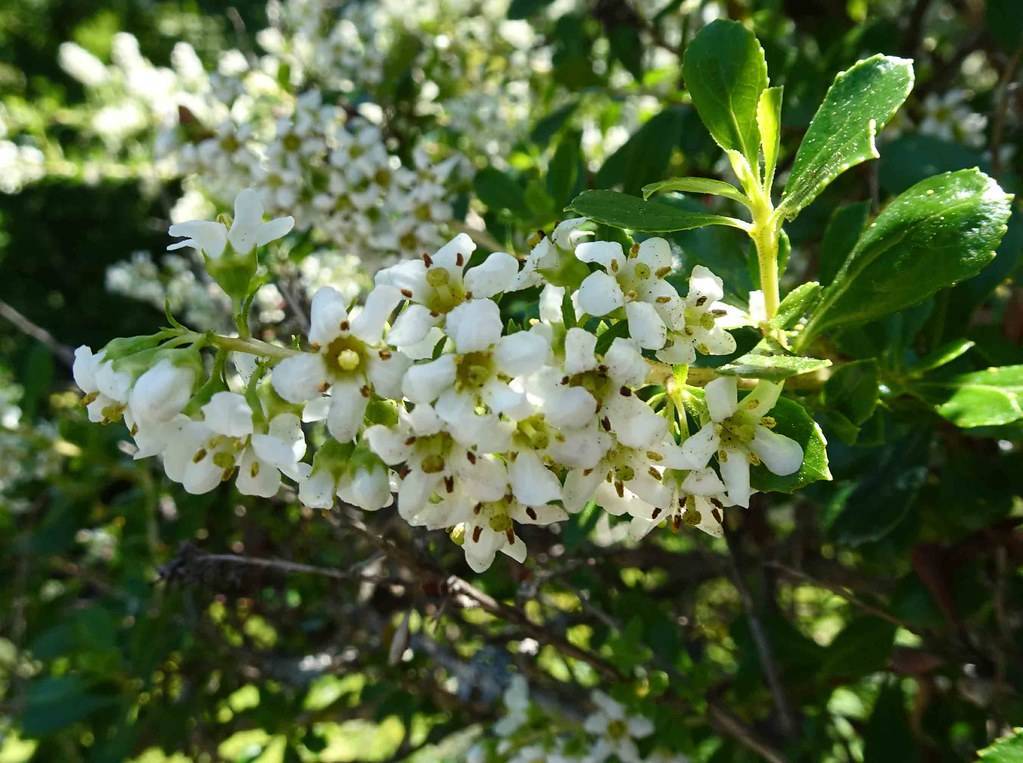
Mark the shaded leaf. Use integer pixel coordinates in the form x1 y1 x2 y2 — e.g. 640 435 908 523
567 190 746 232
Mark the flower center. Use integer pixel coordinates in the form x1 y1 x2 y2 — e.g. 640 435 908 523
326 335 368 377
455 351 494 390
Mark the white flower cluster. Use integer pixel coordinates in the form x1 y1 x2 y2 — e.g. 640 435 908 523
74 191 804 573
467 676 687 763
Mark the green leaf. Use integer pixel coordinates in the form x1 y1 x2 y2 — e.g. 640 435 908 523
979 729 1023 761
908 338 975 376
750 396 831 493
547 130 582 209
507 0 555 19
828 433 929 546
771 281 821 330
863 683 918 763
717 338 831 381
821 617 896 680
642 177 750 206
798 169 1013 347
819 201 870 287
567 190 747 233
757 86 783 191
596 108 687 195
780 55 914 219
682 19 768 165
914 365 1023 428
474 167 528 215
19 676 117 737
986 0 1023 52
823 359 879 425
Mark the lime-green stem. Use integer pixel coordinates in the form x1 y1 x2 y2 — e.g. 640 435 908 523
189 332 299 361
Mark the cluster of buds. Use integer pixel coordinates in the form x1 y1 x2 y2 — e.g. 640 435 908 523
75 190 804 572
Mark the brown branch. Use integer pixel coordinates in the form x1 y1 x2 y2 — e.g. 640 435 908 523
707 700 788 763
0 298 74 367
725 529 797 740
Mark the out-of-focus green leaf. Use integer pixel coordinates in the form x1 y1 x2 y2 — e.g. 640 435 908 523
780 55 914 219
823 359 879 425
863 683 918 763
821 617 896 680
914 365 1023 428
771 281 822 330
979 729 1023 761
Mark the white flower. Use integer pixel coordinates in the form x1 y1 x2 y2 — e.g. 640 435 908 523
271 285 408 442
575 238 674 350
376 234 520 351
73 345 131 424
493 675 530 737
364 404 507 529
297 443 392 512
627 467 732 539
680 377 803 507
168 187 294 259
655 266 738 365
459 492 568 573
162 392 304 496
582 691 654 763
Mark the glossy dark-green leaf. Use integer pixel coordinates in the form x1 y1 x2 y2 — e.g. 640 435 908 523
798 169 1012 347
819 201 870 286
681 19 767 165
566 190 747 232
780 55 914 219
823 359 880 425
642 177 750 206
717 338 831 381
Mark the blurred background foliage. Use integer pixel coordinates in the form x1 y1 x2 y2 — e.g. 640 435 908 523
1 0 1022 761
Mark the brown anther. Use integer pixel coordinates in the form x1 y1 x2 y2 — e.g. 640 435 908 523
655 267 671 278
610 260 620 273
455 252 464 266
648 467 661 480
360 385 371 398
310 342 321 351
505 528 515 544
422 253 433 267
319 382 330 393
400 288 413 299
398 465 410 479
656 296 671 303
630 243 640 256
473 503 482 514
526 507 537 520
404 436 417 445
615 480 625 498
444 475 454 493
711 309 727 317
695 296 708 306
339 320 350 331
561 376 570 385
712 507 723 523
466 450 477 464
597 364 608 373
651 507 662 520
379 349 393 360
601 416 611 431
672 515 682 531
472 525 483 543
619 386 631 396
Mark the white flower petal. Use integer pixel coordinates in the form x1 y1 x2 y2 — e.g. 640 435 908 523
364 424 412 464
704 376 738 422
606 394 666 449
577 271 625 317
338 464 392 510
495 330 549 378
604 338 648 387
326 380 369 442
720 447 751 508
539 284 565 323
308 286 349 347
299 468 336 509
271 353 329 404
167 220 227 258
464 251 519 298
389 304 440 348
687 264 724 305
625 301 667 350
509 450 562 506
545 385 597 429
637 237 672 273
202 391 254 437
236 448 282 497
366 351 411 399
350 285 402 344
564 328 598 375
679 422 719 469
742 380 784 419
402 354 456 404
575 240 625 268
751 425 803 476
446 299 502 353
563 467 603 512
